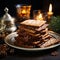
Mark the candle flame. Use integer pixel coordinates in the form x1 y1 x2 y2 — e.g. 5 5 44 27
38 14 43 18
22 10 26 14
49 4 52 12
36 13 43 20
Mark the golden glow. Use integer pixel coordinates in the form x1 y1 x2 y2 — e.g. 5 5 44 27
49 4 52 12
48 3 53 16
21 10 26 14
36 13 43 20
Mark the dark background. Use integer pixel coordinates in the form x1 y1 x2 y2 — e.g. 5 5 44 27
0 0 60 17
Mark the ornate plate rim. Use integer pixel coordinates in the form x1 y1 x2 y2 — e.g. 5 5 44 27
5 31 60 51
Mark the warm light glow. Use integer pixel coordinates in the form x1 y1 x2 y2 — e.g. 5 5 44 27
36 13 43 20
21 10 26 14
49 4 52 12
48 3 53 16
16 4 31 19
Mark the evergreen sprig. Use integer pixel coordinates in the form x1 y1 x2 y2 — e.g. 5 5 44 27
49 16 60 33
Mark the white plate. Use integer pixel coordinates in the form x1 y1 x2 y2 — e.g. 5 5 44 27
5 31 60 51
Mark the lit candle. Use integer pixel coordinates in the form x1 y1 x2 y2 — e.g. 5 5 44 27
16 4 31 20
20 9 26 17
35 13 44 20
48 3 53 19
21 10 26 14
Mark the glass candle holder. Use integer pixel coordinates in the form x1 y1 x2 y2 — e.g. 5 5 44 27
33 10 44 20
33 10 47 21
16 4 31 21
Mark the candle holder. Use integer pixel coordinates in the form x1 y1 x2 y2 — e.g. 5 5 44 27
16 4 31 22
33 10 47 20
47 3 53 22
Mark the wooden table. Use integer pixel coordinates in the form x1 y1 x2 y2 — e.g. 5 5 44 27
0 46 60 60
